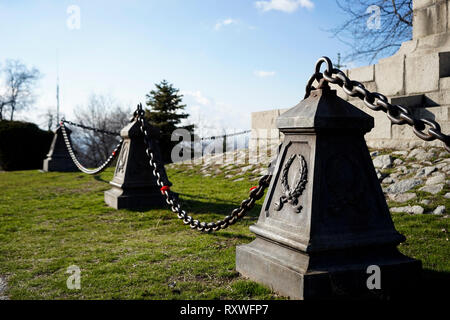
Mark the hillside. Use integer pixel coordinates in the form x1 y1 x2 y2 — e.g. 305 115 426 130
0 146 448 299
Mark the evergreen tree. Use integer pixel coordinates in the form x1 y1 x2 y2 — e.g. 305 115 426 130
145 80 193 163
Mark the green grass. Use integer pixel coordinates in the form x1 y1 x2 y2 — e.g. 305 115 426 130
0 167 449 299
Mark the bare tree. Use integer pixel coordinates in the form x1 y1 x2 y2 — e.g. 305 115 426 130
0 60 41 120
331 0 413 63
72 94 131 167
38 107 57 131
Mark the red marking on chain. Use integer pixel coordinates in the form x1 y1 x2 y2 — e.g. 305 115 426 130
250 186 257 191
112 151 116 156
160 186 170 194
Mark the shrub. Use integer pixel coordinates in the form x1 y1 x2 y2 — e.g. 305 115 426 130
0 120 53 171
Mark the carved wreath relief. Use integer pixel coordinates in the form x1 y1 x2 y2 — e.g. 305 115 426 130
274 153 308 213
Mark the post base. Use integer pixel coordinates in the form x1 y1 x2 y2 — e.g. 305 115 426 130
43 157 78 172
104 186 176 210
236 237 421 300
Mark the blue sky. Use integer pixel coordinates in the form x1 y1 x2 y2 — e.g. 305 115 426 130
0 0 367 133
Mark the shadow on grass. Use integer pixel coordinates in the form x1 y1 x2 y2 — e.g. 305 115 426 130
93 175 110 184
420 269 450 301
125 196 262 218
169 197 262 219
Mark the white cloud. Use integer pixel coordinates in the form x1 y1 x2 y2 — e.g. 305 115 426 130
254 70 276 77
181 90 250 136
181 90 210 106
214 18 238 30
255 0 314 13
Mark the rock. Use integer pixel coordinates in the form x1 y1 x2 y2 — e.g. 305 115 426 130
388 193 417 202
436 163 447 169
385 178 423 194
416 152 435 161
428 148 440 154
382 177 395 184
396 166 410 174
419 184 444 194
425 173 445 185
407 148 426 159
407 148 435 161
392 151 408 157
373 155 393 169
393 158 404 166
0 276 7 300
257 168 268 175
391 205 424 214
442 165 450 173
439 151 450 157
240 165 253 172
375 169 384 180
444 193 450 199
414 166 436 178
433 206 446 215
420 199 431 205
233 177 245 182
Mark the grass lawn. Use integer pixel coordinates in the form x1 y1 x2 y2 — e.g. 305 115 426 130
0 166 449 299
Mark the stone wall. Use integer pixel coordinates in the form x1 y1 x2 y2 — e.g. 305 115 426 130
251 0 450 150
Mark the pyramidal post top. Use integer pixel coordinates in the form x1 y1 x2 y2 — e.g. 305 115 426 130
276 87 374 133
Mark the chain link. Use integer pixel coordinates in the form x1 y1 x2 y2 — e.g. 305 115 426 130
61 119 120 136
199 130 251 141
60 120 123 175
305 56 450 152
134 103 272 233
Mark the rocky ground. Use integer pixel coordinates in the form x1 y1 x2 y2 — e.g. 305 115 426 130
0 276 8 300
168 145 449 217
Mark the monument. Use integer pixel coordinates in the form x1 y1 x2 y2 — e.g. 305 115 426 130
251 0 450 150
236 84 422 299
104 119 173 210
42 126 78 172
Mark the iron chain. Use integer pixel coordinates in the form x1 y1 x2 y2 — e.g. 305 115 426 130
135 103 272 233
60 120 123 175
305 56 450 152
61 119 120 136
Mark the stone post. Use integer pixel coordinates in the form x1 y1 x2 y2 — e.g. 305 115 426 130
236 86 421 299
42 126 78 172
104 119 173 210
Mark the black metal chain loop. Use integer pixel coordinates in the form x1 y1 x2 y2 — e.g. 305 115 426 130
61 119 120 136
134 103 272 233
60 120 123 175
305 56 450 152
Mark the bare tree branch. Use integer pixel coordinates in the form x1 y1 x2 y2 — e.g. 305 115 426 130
391 0 413 26
0 60 41 120
330 0 413 63
72 94 131 167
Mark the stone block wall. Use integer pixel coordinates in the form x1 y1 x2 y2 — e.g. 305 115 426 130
251 0 450 150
